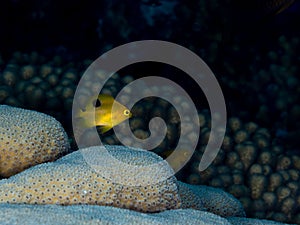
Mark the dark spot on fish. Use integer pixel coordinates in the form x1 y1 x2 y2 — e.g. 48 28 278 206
92 99 101 108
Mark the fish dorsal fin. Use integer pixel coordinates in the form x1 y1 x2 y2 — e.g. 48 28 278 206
98 94 115 105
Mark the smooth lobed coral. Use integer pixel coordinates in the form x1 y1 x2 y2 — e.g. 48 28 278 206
0 204 232 225
0 105 70 177
0 145 181 213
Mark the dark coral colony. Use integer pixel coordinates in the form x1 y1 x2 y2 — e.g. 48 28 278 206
0 0 300 224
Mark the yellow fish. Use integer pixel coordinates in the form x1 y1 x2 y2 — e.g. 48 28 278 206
76 94 132 134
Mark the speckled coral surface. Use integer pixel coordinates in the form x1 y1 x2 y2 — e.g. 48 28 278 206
176 181 205 210
0 145 181 213
0 105 70 177
177 181 246 217
0 144 292 225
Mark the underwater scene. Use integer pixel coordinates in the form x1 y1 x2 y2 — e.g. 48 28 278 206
0 0 300 224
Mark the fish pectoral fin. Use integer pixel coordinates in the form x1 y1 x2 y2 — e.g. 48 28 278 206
99 125 113 134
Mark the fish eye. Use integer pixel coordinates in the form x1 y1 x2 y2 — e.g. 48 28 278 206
92 99 101 108
123 109 130 116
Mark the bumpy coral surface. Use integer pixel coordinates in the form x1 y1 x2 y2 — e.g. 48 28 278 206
177 181 246 218
176 181 205 210
0 105 70 177
186 114 300 224
0 145 181 213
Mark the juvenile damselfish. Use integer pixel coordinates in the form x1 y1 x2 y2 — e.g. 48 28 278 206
76 94 132 134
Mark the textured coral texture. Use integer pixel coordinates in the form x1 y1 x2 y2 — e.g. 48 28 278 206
184 114 300 224
177 181 246 218
0 145 181 213
0 105 70 177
